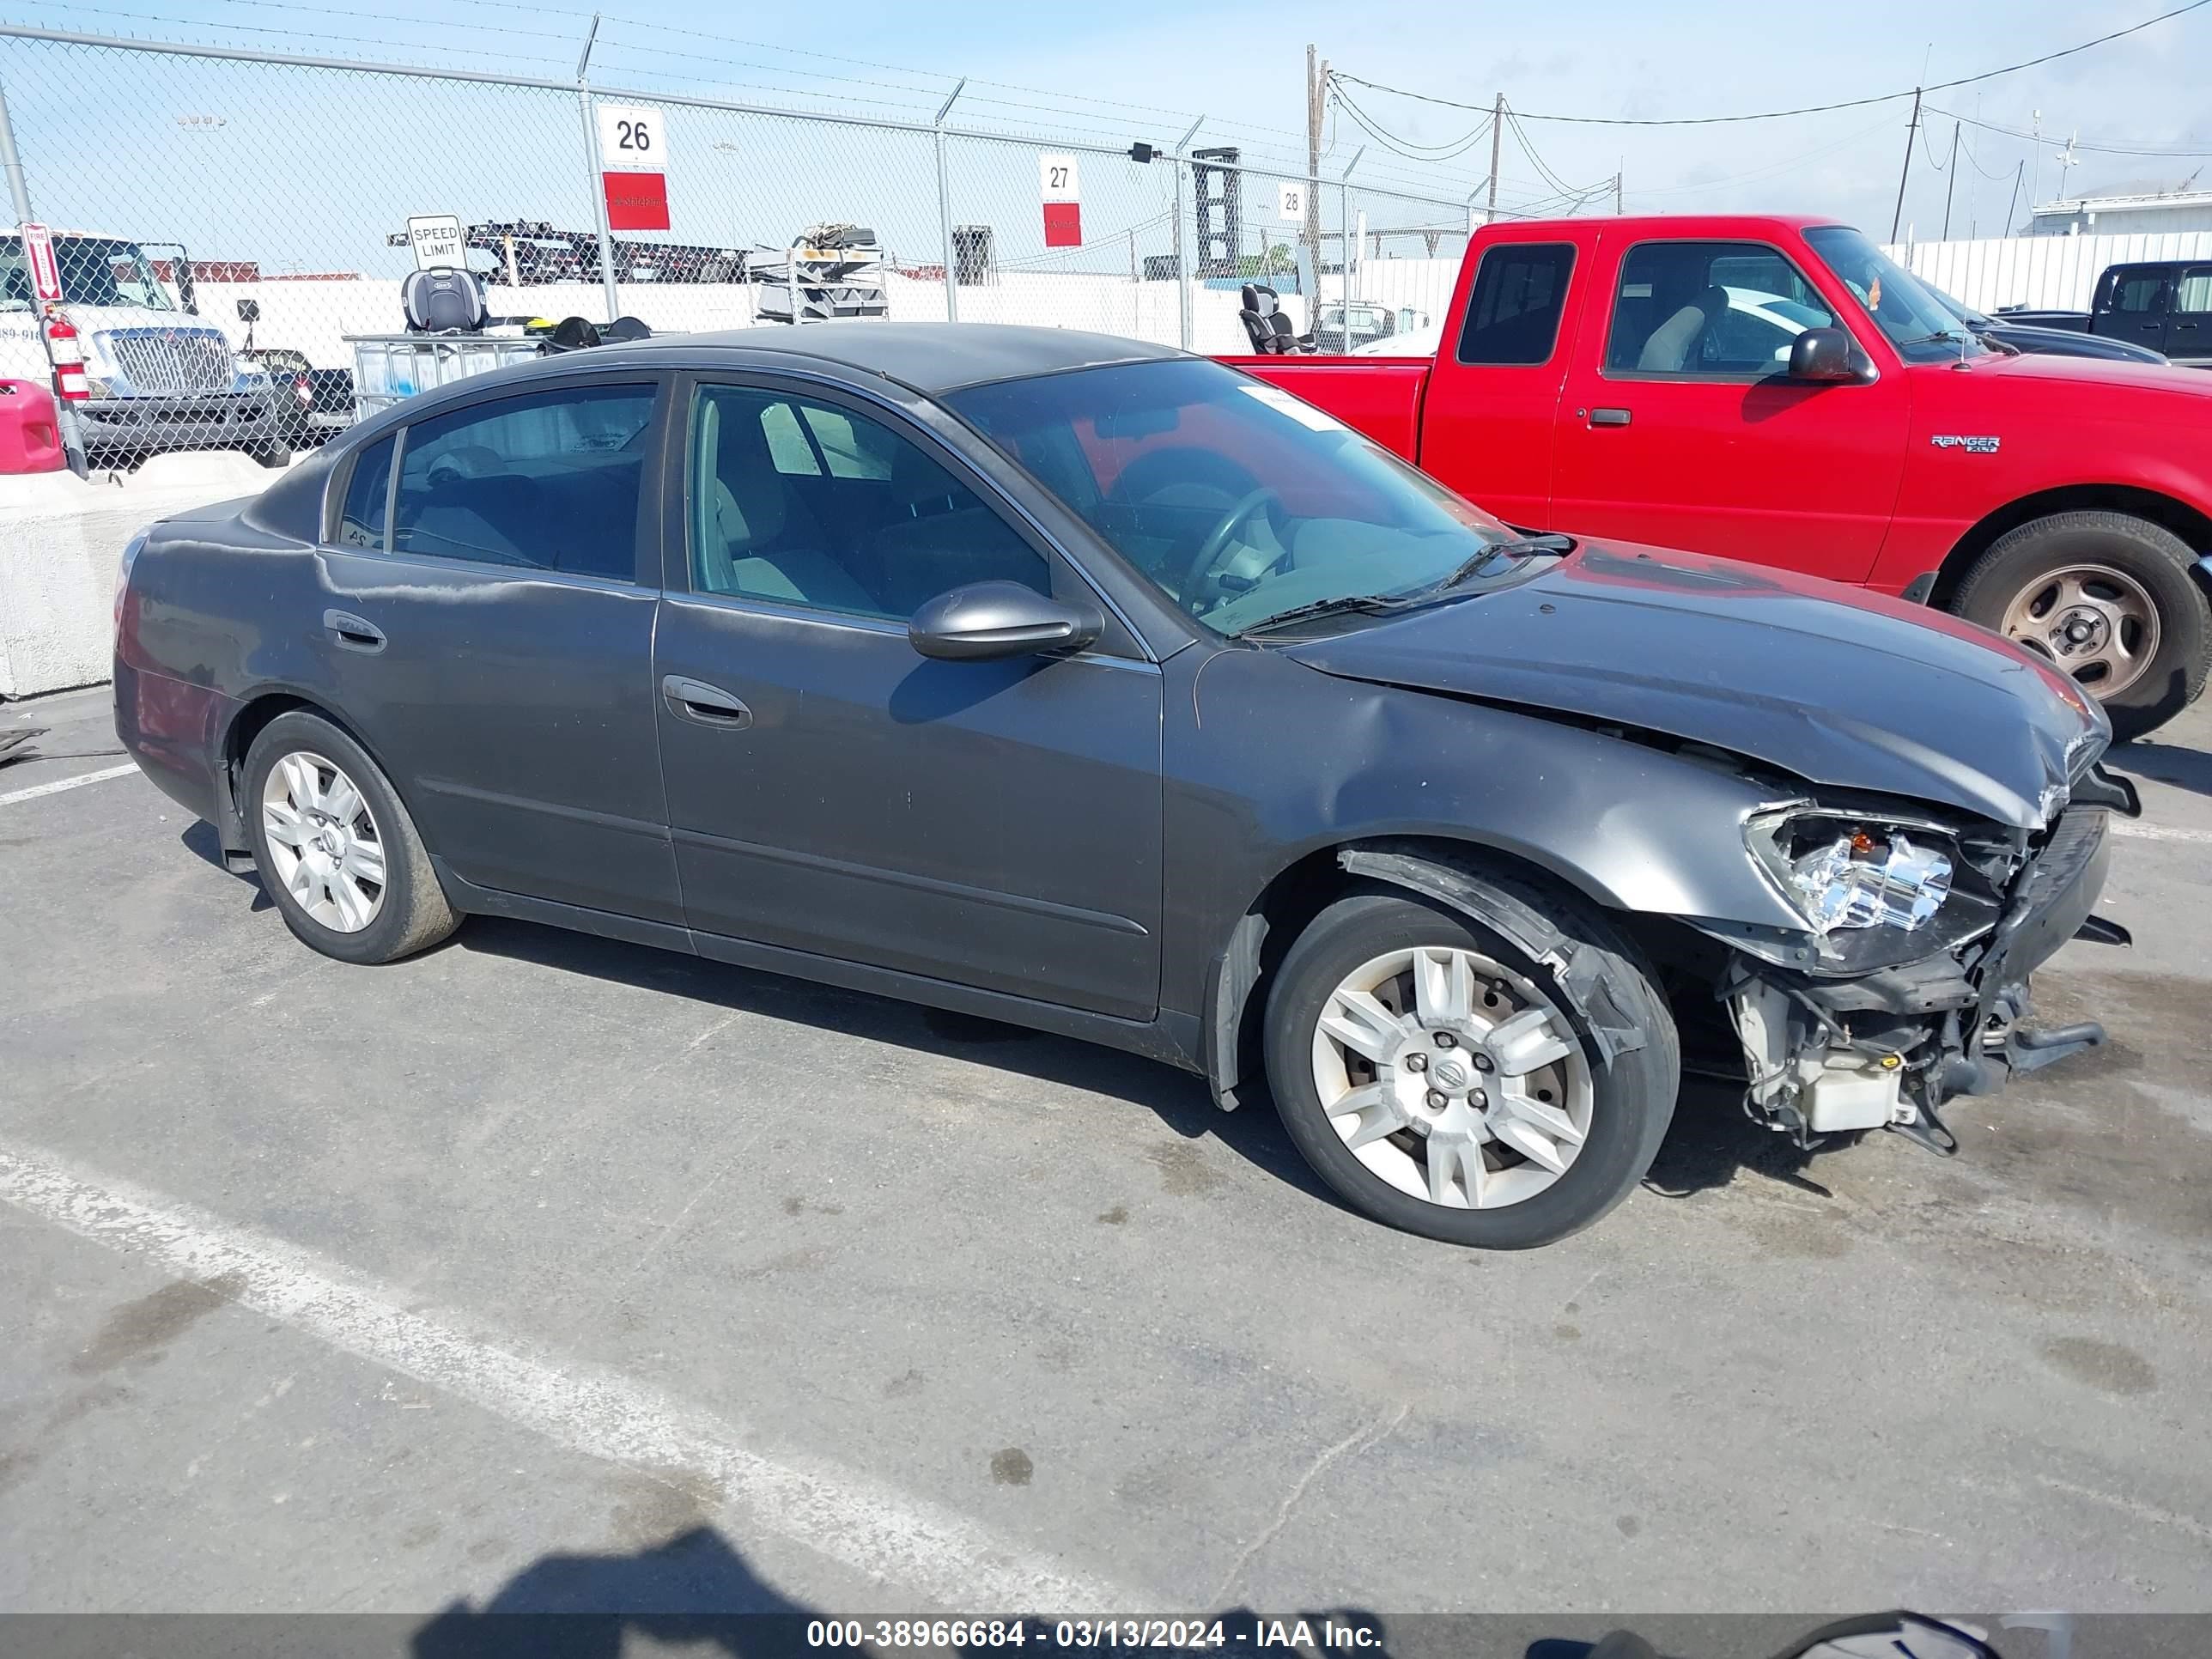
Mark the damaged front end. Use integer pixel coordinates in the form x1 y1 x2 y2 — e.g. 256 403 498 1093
1704 759 2140 1155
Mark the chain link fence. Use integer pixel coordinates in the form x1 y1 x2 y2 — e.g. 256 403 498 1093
0 25 1470 464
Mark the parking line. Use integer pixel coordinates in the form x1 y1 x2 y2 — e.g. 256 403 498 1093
2111 820 2212 845
0 1144 1142 1612
0 763 140 809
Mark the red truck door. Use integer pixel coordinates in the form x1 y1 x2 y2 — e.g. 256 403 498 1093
1416 235 1588 529
1548 234 1909 581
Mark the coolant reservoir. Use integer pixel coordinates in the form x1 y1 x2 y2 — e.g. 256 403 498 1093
1802 1061 1904 1133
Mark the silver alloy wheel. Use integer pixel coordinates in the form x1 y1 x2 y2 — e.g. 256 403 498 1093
260 750 386 933
1998 562 2160 697
1310 945 1595 1210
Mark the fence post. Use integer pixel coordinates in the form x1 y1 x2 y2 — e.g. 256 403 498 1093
574 15 623 325
933 78 965 323
1172 117 1203 351
1340 147 1364 327
0 70 88 475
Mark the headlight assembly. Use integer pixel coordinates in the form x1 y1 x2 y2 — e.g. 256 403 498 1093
1786 830 1952 933
1745 808 1994 969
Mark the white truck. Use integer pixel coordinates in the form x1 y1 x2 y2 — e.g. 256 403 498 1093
2 230 290 468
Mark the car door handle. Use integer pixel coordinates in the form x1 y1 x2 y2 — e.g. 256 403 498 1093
661 675 752 728
323 609 386 652
1587 407 1632 428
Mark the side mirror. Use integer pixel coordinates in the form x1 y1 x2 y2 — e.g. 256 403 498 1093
1787 325 1864 383
908 580 1102 661
235 298 261 323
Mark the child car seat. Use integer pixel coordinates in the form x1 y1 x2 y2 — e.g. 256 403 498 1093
400 267 488 333
1237 284 1309 354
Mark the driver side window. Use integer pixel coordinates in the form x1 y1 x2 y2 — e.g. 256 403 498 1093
687 386 1048 620
1607 240 1835 377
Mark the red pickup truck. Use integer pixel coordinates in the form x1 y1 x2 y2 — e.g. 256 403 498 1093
1231 214 2212 739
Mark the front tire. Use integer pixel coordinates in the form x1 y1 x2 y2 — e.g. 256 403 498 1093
1264 878 1680 1249
1951 510 2209 742
241 712 457 964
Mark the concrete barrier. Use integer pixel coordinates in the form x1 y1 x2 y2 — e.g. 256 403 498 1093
0 453 278 699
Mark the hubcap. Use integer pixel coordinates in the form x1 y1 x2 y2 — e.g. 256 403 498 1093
1310 945 1594 1211
1999 562 2160 697
260 750 386 933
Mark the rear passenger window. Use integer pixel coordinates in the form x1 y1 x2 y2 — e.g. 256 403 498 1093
2176 270 2212 313
389 384 655 580
1456 243 1575 366
336 435 393 550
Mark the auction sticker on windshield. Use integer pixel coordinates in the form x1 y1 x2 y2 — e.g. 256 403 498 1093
1240 381 1347 433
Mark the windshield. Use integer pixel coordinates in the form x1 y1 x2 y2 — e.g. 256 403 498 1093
947 358 1523 635
0 236 178 313
1922 279 1990 328
1802 225 1986 363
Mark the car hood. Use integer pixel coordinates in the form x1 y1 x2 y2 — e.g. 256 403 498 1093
1279 541 2102 829
1958 347 2212 400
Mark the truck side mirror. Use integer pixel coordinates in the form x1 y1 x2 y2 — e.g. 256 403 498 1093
1787 326 1863 383
235 299 261 323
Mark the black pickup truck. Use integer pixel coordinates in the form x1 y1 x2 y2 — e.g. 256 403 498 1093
240 347 355 447
1996 259 2212 366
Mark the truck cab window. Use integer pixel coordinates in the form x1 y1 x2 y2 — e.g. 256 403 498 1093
1607 240 1838 376
1456 244 1575 366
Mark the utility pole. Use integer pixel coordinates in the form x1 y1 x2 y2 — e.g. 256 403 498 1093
1942 121 1960 240
1486 93 1504 223
1888 86 1922 242
1613 171 1623 215
1305 46 1326 296
2005 159 2024 234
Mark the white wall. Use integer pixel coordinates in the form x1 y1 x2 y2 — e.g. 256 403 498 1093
191 270 1273 371
1884 229 2212 314
0 454 275 698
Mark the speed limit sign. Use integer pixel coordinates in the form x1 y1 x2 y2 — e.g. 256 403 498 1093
1277 180 1306 222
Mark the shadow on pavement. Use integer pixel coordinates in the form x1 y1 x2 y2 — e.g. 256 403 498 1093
2109 733 2212 800
453 915 1343 1211
1641 1078 1843 1203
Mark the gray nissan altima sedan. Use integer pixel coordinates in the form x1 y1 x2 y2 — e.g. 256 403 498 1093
114 323 2141 1247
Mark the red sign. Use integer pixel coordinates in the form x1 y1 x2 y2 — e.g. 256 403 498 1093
1042 201 1083 249
603 171 670 233
21 222 62 302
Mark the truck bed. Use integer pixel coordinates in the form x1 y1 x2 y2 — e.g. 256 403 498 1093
1217 356 1431 463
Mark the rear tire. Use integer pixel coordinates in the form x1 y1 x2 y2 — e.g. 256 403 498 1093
241 712 457 964
248 438 293 470
1264 877 1679 1249
1951 510 2209 742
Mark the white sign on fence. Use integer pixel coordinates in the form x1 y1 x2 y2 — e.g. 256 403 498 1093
1038 154 1080 204
404 213 464 271
597 104 667 172
1277 180 1307 224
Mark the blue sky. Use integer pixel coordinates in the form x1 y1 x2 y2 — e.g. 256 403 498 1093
3 0 2208 278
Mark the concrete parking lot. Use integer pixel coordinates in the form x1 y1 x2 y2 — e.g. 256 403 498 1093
3 681 2209 1633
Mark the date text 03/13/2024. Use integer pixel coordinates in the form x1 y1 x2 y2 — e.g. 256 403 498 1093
805 1620 1386 1650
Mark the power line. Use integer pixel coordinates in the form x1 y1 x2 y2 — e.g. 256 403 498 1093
1924 103 2212 159
1335 0 2209 126
1330 82 1492 162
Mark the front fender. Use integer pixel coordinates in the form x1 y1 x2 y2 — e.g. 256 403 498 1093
1169 647 1817 1104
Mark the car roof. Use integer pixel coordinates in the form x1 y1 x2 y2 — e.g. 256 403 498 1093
603 321 1186 396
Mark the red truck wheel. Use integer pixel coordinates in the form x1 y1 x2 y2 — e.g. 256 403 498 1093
1952 510 2209 743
